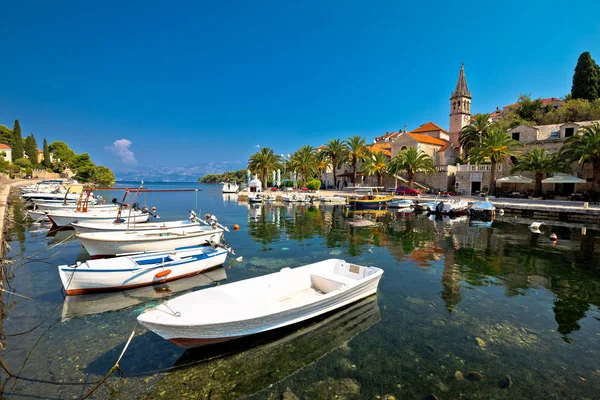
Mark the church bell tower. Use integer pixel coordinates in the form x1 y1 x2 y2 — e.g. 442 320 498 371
449 64 472 147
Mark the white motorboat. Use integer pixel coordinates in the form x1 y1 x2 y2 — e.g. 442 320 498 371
222 182 240 193
428 199 469 215
20 179 70 194
46 208 149 228
468 201 496 218
58 245 228 295
388 199 413 209
22 191 86 203
318 195 346 204
137 258 383 348
249 194 275 204
78 225 224 257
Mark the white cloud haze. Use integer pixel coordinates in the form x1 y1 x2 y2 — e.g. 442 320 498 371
105 139 137 164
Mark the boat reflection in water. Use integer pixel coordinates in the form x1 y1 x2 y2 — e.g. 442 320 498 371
61 268 227 321
146 296 381 399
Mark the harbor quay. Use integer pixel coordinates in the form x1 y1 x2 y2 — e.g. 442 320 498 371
237 188 600 222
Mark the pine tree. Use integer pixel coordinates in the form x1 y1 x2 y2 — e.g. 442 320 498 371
12 119 24 160
571 52 599 101
43 138 51 168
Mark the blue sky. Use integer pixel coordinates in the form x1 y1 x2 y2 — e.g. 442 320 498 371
1 0 599 175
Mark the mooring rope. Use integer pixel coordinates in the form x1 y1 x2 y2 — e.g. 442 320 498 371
79 325 137 400
3 232 76 263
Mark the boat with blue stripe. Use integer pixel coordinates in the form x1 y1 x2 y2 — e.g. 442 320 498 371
58 245 228 295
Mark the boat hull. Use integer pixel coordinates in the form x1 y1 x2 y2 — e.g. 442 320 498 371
47 211 149 228
72 219 198 233
78 228 224 257
58 247 227 295
138 259 383 349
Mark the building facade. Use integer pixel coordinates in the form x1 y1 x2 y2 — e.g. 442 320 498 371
0 144 12 163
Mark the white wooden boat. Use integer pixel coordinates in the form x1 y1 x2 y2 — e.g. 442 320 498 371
58 245 228 295
27 209 49 221
318 196 346 203
137 258 383 348
61 268 228 321
428 199 469 215
222 182 240 193
47 209 149 228
78 225 224 257
33 202 114 212
249 194 275 204
72 218 199 233
22 191 85 202
388 199 413 209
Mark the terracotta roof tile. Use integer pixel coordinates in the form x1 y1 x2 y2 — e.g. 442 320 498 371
368 143 392 157
410 122 448 134
407 133 449 146
0 143 11 149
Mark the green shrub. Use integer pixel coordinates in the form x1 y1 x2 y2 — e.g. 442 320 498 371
306 179 321 190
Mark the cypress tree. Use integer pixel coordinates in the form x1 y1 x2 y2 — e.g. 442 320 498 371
12 119 24 160
43 138 51 168
24 133 38 164
571 52 599 101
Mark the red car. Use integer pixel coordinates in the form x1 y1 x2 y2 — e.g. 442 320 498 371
437 191 456 197
395 186 421 196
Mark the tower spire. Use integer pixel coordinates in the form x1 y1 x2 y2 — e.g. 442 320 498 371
451 64 471 99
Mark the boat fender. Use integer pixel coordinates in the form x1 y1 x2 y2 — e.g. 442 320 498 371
549 233 558 242
155 269 172 279
205 213 211 220
233 224 240 231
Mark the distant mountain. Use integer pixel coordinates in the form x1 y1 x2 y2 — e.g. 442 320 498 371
113 161 243 182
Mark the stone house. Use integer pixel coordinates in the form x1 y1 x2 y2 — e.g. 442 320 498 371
0 143 12 163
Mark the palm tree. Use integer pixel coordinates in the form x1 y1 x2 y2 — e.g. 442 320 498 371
388 147 435 189
289 145 318 187
361 151 389 186
344 135 367 185
468 128 522 195
248 147 281 189
561 122 600 191
322 139 348 189
316 151 331 185
459 113 492 156
511 148 564 196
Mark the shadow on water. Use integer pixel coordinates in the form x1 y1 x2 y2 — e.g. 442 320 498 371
142 296 380 399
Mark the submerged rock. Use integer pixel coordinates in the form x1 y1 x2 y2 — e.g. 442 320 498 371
421 394 439 400
454 371 464 381
466 371 483 381
475 337 486 349
282 387 299 400
499 375 513 388
309 377 360 399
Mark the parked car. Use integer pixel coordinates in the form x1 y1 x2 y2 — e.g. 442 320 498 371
437 191 456 197
395 186 421 196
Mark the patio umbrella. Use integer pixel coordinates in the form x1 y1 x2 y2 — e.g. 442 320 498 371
541 173 586 184
496 175 534 194
277 169 281 186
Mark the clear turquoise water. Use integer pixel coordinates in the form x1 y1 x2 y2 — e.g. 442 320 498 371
1 182 599 399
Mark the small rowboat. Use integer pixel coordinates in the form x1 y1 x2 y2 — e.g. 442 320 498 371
78 225 224 257
388 199 413 209
137 258 383 348
58 245 228 295
46 209 149 228
318 196 347 203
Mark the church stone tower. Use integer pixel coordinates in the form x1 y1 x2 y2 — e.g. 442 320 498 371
449 64 472 147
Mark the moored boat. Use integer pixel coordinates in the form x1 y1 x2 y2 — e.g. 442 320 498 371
428 199 469 215
222 182 240 193
388 199 413 209
46 208 149 228
58 245 228 295
347 188 394 209
137 258 383 348
468 201 496 218
78 225 224 257
318 195 347 204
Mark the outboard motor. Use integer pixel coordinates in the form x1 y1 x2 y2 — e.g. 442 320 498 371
111 198 118 205
141 206 149 213
436 202 443 214
189 210 197 222
132 202 140 210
